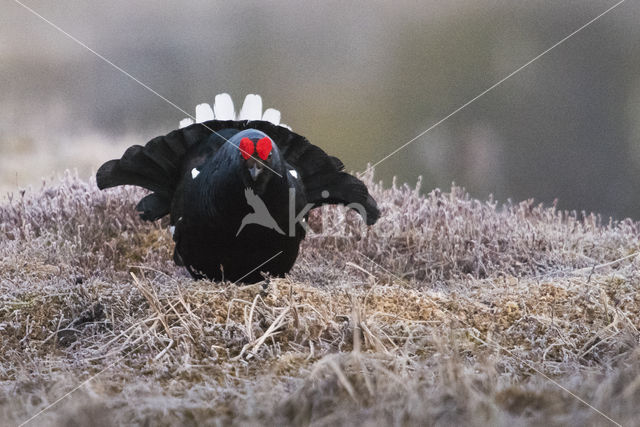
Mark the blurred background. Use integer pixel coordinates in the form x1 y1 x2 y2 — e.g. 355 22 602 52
2 0 640 219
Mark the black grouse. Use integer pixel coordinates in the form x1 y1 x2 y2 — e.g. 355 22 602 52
97 94 379 283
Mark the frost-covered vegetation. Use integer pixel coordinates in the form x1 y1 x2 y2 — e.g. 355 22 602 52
1 171 639 426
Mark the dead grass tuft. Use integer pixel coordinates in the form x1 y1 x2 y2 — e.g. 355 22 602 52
1 171 639 426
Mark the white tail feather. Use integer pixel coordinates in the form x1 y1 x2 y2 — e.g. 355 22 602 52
262 108 281 125
195 103 214 123
180 94 291 129
238 94 262 120
179 118 194 129
214 93 235 120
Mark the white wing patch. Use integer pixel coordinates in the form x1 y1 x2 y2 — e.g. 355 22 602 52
214 93 235 120
195 103 214 122
169 226 175 237
191 168 200 179
179 118 194 129
288 169 299 179
238 94 263 120
262 108 281 125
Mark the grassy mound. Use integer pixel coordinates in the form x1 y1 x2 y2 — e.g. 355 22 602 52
1 171 639 426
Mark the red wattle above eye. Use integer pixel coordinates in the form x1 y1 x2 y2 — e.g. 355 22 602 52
256 137 272 161
239 137 254 160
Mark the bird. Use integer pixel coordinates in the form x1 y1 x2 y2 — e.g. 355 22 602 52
96 93 379 283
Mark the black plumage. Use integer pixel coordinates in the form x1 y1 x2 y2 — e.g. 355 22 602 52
97 119 379 283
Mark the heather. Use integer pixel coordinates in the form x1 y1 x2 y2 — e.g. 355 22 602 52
1 171 639 426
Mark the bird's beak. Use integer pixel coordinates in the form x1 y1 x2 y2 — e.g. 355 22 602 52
249 164 262 181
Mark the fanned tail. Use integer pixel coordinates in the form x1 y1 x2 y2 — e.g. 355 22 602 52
97 93 379 225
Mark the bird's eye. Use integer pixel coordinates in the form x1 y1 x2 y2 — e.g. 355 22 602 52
256 137 273 161
239 137 254 160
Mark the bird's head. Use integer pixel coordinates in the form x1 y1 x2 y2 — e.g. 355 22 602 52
232 129 283 193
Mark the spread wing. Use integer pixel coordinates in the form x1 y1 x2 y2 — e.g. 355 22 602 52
97 120 379 224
